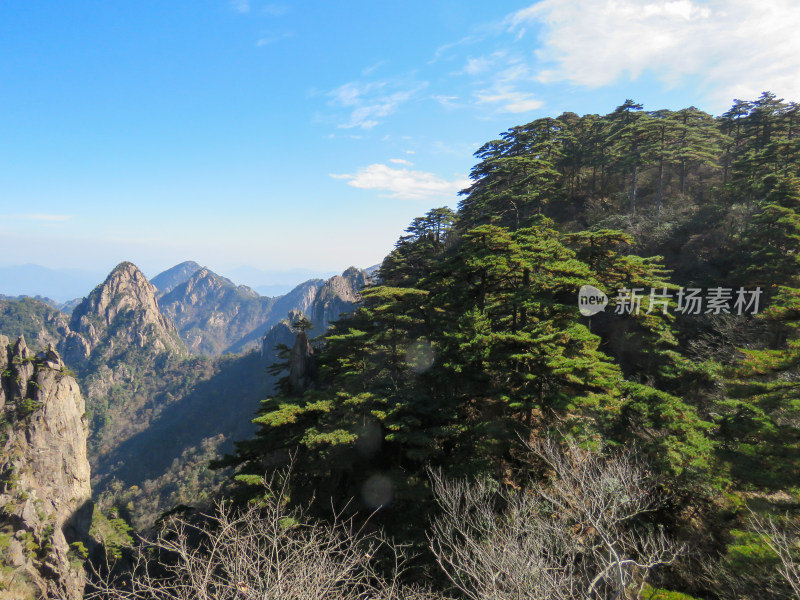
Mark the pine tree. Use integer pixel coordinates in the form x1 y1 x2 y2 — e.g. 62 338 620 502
722 176 800 486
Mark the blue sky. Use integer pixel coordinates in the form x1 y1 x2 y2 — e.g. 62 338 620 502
2 0 800 291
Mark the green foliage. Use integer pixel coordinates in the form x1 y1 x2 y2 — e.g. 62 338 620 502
641 585 705 600
16 397 43 419
90 508 134 561
67 541 89 569
0 297 68 349
223 218 711 552
78 93 800 597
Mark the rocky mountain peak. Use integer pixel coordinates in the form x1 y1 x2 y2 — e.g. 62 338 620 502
261 268 369 379
159 267 280 356
76 261 160 324
65 261 187 362
150 260 202 295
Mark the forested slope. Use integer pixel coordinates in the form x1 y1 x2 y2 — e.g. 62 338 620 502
219 93 800 598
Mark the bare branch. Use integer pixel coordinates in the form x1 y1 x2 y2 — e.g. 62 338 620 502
87 474 443 600
429 437 683 600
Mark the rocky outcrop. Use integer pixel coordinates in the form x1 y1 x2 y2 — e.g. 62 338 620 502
308 267 367 332
288 330 316 396
0 336 92 600
261 310 304 362
159 268 278 356
64 262 186 364
260 268 368 390
267 279 325 325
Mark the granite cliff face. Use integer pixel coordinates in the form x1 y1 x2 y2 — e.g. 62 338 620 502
64 261 186 365
159 268 279 356
261 268 368 384
0 336 92 600
308 267 367 332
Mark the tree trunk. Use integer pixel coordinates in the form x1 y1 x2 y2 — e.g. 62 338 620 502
656 155 664 225
520 268 530 328
680 159 687 195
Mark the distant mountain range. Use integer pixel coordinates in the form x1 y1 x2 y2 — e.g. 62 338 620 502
0 262 343 303
0 258 371 527
0 264 106 302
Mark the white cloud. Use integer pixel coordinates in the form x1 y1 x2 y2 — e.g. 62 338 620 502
21 214 72 222
471 61 543 114
462 50 508 76
330 164 469 200
362 61 385 76
256 31 292 46
476 89 543 113
433 95 461 109
328 81 428 129
430 33 486 64
510 0 800 108
389 158 414 166
263 3 289 16
231 0 250 13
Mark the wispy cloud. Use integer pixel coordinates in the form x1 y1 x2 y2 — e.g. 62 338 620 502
21 214 73 222
389 158 413 166
362 61 386 76
328 80 428 129
470 60 543 114
256 31 292 46
476 89 543 113
263 3 289 16
510 0 800 108
230 0 250 13
432 95 461 109
462 51 508 76
331 163 468 200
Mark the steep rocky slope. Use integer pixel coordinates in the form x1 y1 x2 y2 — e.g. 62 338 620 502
58 263 190 475
308 267 366 331
150 260 201 295
63 261 186 365
158 268 278 356
227 278 324 355
150 263 365 357
261 267 368 378
0 336 92 600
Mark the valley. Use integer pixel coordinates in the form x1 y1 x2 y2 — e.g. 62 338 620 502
0 260 367 530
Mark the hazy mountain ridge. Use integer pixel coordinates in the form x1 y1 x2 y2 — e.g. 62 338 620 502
158 265 366 357
158 267 279 356
150 260 202 295
0 264 105 303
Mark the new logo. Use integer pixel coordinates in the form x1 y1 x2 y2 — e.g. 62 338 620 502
578 285 608 316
